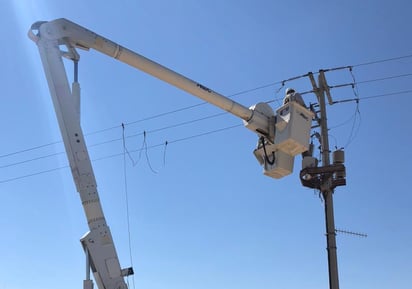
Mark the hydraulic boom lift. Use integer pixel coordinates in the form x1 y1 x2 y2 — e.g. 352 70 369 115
29 18 314 289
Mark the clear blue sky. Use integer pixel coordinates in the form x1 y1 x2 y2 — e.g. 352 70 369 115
1 1 411 289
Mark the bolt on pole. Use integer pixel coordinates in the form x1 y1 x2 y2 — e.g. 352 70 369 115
309 71 340 289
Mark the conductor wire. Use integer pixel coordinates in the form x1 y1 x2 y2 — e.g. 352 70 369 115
122 124 136 289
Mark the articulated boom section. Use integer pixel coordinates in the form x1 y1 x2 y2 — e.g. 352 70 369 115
29 21 131 289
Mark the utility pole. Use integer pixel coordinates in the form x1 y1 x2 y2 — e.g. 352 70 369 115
301 70 345 289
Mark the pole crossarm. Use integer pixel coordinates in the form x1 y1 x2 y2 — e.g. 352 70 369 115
300 164 346 190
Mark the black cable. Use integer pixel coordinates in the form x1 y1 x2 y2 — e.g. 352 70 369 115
122 123 139 166
142 131 158 174
163 141 168 166
260 137 275 166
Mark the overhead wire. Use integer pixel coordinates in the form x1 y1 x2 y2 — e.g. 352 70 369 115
2 53 412 160
351 53 412 68
122 123 139 166
0 165 69 184
349 66 359 96
2 53 412 183
2 84 411 173
122 130 157 172
4 77 407 184
0 150 63 169
1 87 411 174
343 100 361 149
0 123 241 184
121 124 136 289
355 72 412 85
0 85 276 160
328 105 359 130
1 90 411 183
163 141 168 166
331 67 361 148
0 140 61 159
332 89 412 104
141 131 158 174
0 112 228 169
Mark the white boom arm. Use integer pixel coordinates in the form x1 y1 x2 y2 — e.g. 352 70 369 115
28 18 275 289
29 18 272 135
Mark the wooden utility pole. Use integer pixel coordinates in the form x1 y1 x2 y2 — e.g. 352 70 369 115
306 70 341 289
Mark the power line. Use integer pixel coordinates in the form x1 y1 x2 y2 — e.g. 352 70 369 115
0 165 69 184
3 55 412 170
0 140 61 159
0 151 63 169
91 123 242 163
76 81 283 136
333 89 412 104
352 53 412 68
2 85 411 184
356 73 412 85
0 124 241 184
2 53 412 162
2 87 411 184
343 101 361 149
167 124 242 145
2 88 411 172
360 89 412 100
0 112 229 169
121 124 136 289
0 84 276 159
